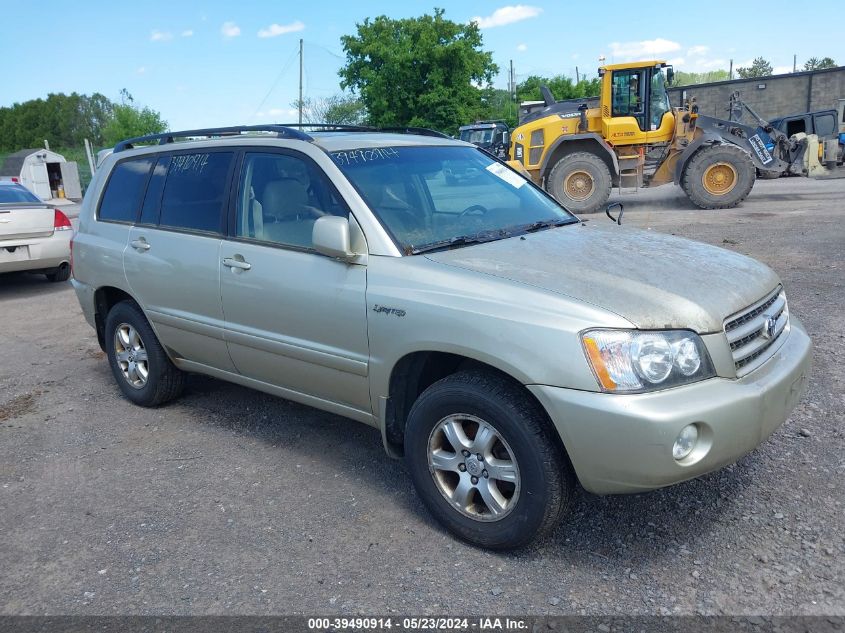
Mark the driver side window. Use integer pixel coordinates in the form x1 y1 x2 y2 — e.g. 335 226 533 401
236 152 347 249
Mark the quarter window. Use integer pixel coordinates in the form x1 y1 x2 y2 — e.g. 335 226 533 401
236 152 348 249
138 156 171 225
159 152 233 233
98 158 154 223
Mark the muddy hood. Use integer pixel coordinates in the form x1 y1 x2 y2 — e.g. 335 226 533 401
425 223 780 332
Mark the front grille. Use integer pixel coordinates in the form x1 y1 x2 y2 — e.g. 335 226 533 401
724 286 789 376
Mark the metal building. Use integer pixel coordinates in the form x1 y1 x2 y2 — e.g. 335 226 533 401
0 148 83 201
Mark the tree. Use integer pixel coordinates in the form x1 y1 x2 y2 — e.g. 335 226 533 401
671 70 730 86
291 94 367 125
736 57 773 79
0 92 113 150
515 75 601 103
804 57 837 71
338 8 497 133
101 90 168 145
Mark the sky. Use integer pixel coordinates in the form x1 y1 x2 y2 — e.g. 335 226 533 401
1 0 842 132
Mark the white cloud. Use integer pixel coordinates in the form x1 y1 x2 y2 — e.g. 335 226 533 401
258 21 305 38
687 45 709 57
667 57 685 67
471 5 542 29
150 30 173 42
773 65 793 75
137 66 147 74
608 38 681 60
221 21 241 38
516 43 527 52
181 29 194 37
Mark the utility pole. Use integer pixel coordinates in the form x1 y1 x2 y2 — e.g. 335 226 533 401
298 38 304 125
729 59 733 80
575 66 580 83
509 59 515 120
793 54 797 73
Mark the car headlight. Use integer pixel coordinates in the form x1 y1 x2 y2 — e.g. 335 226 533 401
581 329 715 393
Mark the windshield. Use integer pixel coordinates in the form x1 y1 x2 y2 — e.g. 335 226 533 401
0 184 41 204
459 129 494 145
331 146 577 253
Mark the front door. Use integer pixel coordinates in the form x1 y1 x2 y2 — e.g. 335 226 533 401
219 150 371 413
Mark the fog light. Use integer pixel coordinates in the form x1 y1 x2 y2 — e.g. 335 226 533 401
673 424 699 461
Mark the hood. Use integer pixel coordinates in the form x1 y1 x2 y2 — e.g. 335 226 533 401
425 223 780 333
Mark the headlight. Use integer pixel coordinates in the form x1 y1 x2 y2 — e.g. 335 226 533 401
581 329 715 393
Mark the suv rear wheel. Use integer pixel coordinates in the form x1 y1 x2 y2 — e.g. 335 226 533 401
104 300 185 407
404 370 574 549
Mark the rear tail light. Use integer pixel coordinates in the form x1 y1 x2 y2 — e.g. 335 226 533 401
54 209 72 231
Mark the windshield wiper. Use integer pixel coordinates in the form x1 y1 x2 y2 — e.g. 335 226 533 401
519 218 576 233
410 230 508 254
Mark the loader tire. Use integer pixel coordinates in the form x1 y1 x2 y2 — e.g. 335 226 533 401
547 152 612 214
682 144 755 209
757 169 781 180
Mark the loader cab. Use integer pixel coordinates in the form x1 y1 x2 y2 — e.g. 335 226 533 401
600 61 674 145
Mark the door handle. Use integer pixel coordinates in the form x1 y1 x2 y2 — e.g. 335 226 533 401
222 257 252 271
130 238 151 251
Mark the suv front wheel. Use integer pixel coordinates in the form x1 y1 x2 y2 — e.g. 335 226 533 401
104 300 186 407
404 370 574 549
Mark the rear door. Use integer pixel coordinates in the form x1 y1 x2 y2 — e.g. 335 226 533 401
123 150 237 372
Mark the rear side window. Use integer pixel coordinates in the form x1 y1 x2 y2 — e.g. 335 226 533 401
159 152 233 233
98 158 154 223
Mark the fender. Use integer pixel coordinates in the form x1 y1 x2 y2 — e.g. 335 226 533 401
673 132 723 185
538 132 620 180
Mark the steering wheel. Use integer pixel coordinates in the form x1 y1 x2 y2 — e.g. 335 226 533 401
459 204 490 218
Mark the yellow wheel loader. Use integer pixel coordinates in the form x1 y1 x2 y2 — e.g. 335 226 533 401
508 60 839 213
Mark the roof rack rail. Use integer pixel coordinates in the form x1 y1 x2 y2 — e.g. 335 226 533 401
113 125 313 153
379 127 451 139
283 123 450 138
113 123 452 153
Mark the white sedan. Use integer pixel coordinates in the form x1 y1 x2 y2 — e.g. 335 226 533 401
0 180 73 282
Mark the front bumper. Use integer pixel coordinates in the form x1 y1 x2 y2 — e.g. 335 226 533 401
528 317 812 495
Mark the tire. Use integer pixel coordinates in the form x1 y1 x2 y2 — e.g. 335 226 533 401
681 144 755 209
546 151 612 214
104 300 185 407
45 262 70 282
404 370 575 550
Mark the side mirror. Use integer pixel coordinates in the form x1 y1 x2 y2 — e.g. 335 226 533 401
502 131 510 147
666 67 675 86
313 216 356 260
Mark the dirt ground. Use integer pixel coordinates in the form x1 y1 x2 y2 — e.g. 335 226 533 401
0 176 843 616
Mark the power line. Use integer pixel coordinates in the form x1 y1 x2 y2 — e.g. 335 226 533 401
252 45 300 119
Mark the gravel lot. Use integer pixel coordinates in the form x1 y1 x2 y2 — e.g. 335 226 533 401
0 176 843 616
